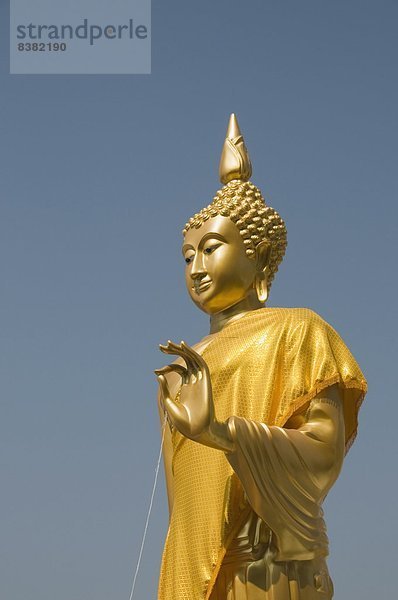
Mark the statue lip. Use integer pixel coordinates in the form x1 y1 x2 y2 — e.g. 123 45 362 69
193 279 212 294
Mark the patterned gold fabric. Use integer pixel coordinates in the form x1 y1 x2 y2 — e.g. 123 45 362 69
158 308 366 600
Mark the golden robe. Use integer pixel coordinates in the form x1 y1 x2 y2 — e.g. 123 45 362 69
158 308 366 600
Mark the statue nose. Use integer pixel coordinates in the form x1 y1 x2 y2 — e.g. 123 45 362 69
191 252 206 280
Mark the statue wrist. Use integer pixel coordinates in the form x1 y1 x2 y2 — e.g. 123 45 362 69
208 419 235 453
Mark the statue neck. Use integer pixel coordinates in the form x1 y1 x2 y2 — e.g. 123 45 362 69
209 291 264 334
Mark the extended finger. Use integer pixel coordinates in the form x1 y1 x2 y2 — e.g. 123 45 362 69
159 341 181 357
180 341 208 374
169 340 202 373
160 340 197 373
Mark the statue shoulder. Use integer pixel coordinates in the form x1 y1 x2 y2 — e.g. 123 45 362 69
287 307 329 326
287 307 334 337
263 306 331 330
259 308 336 351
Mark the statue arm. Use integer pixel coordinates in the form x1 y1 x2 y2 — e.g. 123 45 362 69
226 384 345 549
155 341 346 469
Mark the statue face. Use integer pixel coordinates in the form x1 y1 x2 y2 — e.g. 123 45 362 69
182 215 257 314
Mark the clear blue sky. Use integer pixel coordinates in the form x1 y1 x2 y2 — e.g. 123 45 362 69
1 1 397 598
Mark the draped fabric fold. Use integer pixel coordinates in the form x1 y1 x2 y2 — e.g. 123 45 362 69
226 396 345 562
158 308 367 600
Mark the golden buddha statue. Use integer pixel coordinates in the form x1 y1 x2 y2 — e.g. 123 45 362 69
155 114 367 600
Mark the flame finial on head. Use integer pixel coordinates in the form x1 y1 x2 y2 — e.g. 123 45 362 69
219 113 252 184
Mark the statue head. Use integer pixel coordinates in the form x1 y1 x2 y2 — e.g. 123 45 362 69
182 114 287 316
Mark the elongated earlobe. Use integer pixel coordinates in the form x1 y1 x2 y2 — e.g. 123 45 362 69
255 274 268 304
254 240 270 304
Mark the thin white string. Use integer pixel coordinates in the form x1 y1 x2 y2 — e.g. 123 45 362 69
128 413 168 600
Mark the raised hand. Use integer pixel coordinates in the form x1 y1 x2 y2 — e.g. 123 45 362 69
155 341 234 452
